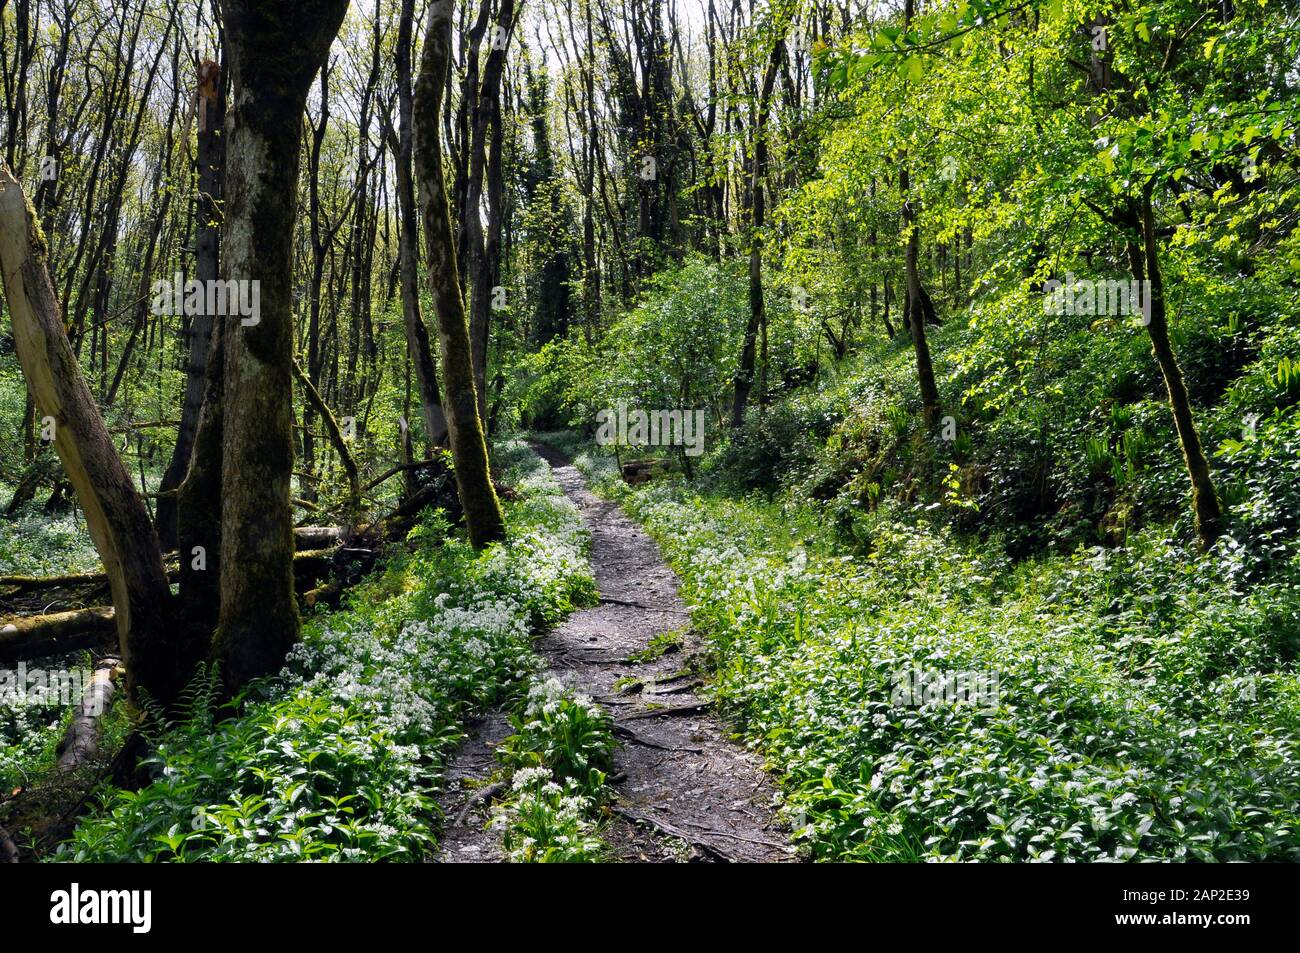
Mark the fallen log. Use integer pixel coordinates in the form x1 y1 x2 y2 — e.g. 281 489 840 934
56 658 119 771
0 607 116 663
1 547 343 659
0 571 111 593
0 658 124 861
294 525 344 549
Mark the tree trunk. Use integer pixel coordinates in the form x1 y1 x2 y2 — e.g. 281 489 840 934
0 165 185 705
413 0 506 550
900 0 941 428
731 37 782 429
393 0 448 449
903 165 941 427
157 57 226 550
1136 192 1223 549
213 0 349 691
465 0 516 421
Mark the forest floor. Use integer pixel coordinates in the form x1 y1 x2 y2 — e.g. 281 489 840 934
435 443 791 862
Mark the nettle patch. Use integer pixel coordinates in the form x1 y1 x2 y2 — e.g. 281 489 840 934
586 460 1300 862
58 443 598 862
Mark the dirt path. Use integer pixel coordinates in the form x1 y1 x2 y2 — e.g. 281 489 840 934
435 445 791 863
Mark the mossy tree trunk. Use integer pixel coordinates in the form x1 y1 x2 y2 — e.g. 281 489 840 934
177 320 225 646
157 58 226 550
465 0 517 424
413 0 506 550
392 0 448 450
214 0 349 690
900 0 940 428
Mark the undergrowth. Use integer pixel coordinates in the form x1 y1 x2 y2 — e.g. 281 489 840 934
56 441 599 862
573 447 1300 862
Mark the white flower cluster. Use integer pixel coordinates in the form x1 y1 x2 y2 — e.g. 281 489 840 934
280 449 597 757
497 764 600 864
522 676 600 723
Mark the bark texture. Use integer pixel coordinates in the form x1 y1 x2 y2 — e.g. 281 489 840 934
393 0 448 449
0 607 116 663
1137 193 1222 549
731 38 781 428
413 0 506 550
157 57 226 549
214 0 349 690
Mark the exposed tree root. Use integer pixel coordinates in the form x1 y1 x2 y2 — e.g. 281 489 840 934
611 806 738 862
611 723 702 754
619 702 713 721
452 779 508 827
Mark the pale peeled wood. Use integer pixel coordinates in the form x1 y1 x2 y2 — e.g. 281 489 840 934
56 658 120 771
0 165 176 702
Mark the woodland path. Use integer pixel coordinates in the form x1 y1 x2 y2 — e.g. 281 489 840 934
435 444 791 862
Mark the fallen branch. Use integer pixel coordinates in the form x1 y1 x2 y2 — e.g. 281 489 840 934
292 360 360 515
361 459 442 494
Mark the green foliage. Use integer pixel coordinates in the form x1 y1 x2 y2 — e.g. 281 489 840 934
497 766 606 863
498 677 615 790
57 443 596 862
492 676 616 864
575 450 1300 862
512 257 753 437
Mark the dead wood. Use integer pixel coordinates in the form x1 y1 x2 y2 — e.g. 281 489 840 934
452 779 508 827
0 607 116 662
56 658 119 771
